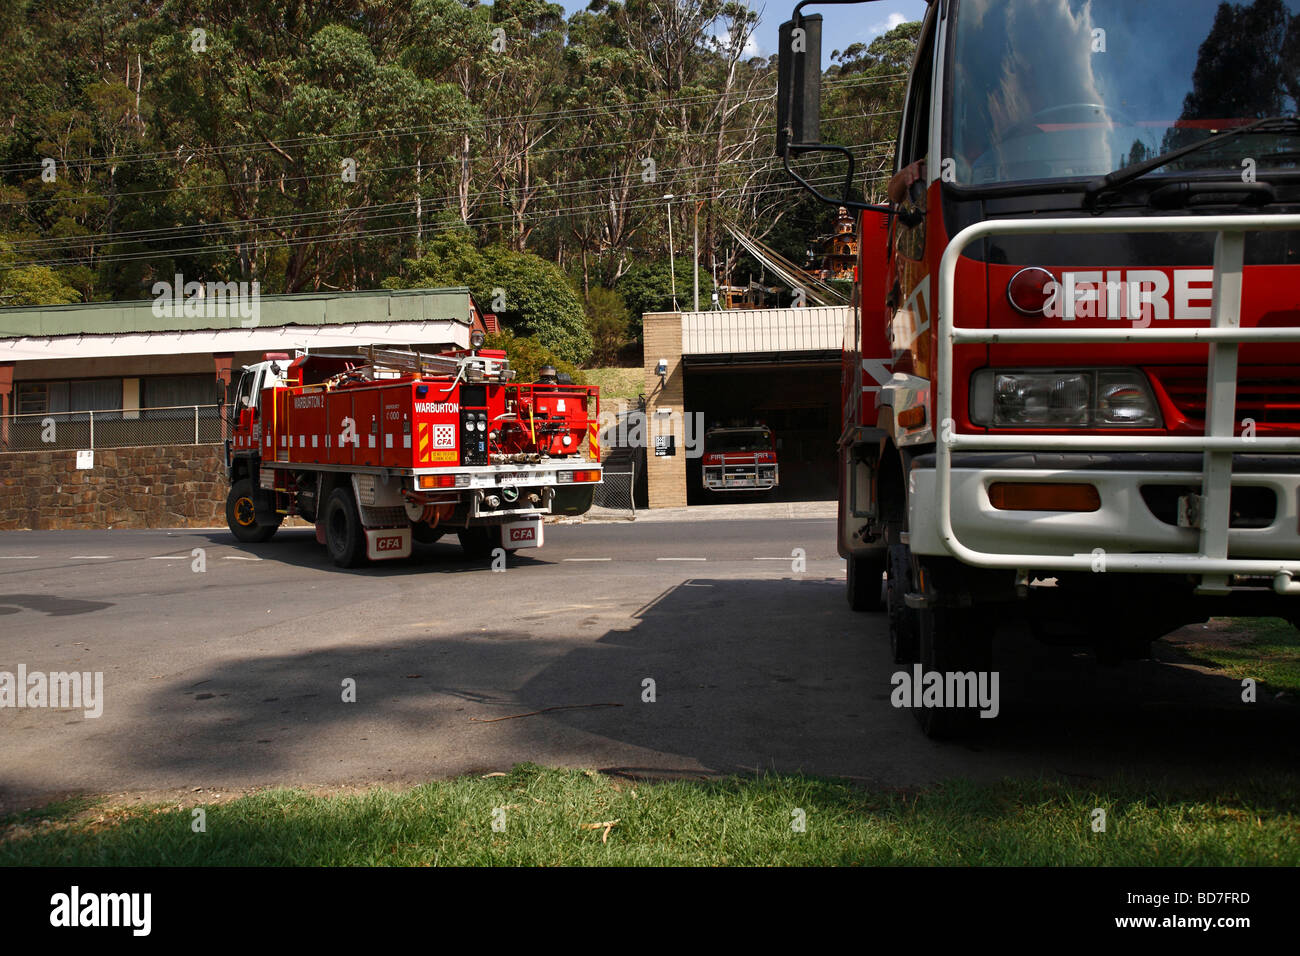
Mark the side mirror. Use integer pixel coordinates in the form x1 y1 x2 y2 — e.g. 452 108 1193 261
776 15 823 153
776 5 891 215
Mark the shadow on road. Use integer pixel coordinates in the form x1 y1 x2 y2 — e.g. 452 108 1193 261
190 527 552 577
16 574 1286 807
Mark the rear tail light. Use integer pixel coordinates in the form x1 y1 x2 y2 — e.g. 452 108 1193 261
418 474 470 489
558 469 601 483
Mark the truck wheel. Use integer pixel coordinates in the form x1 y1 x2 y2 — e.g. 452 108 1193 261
458 526 498 560
226 479 279 543
323 487 366 568
412 522 444 545
914 569 994 739
846 551 886 612
885 530 918 664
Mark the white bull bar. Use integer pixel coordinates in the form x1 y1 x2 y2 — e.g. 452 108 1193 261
936 214 1300 595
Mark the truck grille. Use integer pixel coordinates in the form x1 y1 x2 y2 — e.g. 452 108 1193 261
1149 367 1300 429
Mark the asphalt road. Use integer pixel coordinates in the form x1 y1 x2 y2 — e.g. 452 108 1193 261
2 517 1298 812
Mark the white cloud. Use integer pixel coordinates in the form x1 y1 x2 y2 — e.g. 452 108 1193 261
866 11 908 37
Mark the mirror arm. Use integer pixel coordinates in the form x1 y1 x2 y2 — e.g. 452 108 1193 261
782 142 892 214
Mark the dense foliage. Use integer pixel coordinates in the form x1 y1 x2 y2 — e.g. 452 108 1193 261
0 0 916 360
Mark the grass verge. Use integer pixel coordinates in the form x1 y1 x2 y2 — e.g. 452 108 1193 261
1165 617 1300 696
582 367 644 410
3 766 1296 866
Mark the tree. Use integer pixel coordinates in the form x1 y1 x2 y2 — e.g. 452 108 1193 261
0 239 81 305
484 328 585 384
583 286 633 366
616 256 714 334
394 231 593 365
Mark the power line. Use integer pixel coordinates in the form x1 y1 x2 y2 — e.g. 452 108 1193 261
0 162 891 272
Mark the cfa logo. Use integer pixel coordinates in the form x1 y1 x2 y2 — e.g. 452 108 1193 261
508 527 536 542
376 536 403 551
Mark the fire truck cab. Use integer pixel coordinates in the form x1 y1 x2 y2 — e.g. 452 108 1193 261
779 0 1300 735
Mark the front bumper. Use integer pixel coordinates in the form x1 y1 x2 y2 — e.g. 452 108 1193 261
908 452 1300 562
703 465 778 491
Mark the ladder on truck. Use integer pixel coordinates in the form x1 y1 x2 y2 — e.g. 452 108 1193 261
361 346 515 383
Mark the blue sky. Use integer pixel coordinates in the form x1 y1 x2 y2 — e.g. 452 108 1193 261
555 0 930 61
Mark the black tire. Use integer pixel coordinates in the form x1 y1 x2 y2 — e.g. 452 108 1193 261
914 565 994 739
226 478 279 543
412 522 444 545
323 487 366 568
846 550 886 612
885 526 918 665
458 525 498 560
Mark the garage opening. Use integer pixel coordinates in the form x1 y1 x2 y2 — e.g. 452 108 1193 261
683 360 839 504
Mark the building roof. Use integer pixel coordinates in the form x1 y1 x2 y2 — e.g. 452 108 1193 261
0 287 479 363
676 306 848 357
0 287 475 339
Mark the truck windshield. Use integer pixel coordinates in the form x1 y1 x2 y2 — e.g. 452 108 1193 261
707 430 772 452
948 0 1300 187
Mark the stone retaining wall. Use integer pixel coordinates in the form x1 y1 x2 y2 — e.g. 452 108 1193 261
0 445 228 531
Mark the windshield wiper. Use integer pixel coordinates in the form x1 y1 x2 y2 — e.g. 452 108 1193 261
1083 115 1300 207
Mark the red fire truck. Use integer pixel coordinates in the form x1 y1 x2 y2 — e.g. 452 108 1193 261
701 424 779 493
223 340 601 565
779 0 1300 734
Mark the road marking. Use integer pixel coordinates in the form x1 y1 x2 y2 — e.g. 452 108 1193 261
657 557 706 561
563 557 612 562
222 556 262 561
149 556 187 560
70 555 111 559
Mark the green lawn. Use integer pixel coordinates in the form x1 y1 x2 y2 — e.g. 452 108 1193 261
3 766 1296 866
583 367 644 411
1166 617 1300 696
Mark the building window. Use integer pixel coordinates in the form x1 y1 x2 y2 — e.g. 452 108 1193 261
142 374 219 416
13 380 122 418
16 383 47 414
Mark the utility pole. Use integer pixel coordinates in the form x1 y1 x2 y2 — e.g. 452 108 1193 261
693 200 704 313
663 193 677 311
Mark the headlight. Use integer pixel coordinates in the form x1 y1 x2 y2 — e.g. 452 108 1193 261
971 368 1159 427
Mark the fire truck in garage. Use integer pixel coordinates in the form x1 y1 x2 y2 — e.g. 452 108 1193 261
701 424 780 493
223 339 601 565
778 0 1300 734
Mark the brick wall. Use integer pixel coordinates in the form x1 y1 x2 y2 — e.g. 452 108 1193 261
642 312 687 508
0 445 228 531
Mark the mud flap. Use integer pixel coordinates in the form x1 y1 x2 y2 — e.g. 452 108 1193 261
364 527 412 560
502 517 543 550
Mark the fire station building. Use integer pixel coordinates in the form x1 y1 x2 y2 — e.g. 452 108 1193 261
640 306 848 508
0 287 490 451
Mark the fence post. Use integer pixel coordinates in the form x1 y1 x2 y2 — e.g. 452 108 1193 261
89 410 94 450
194 405 200 445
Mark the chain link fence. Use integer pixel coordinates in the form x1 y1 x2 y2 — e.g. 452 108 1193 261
588 446 637 518
0 405 226 452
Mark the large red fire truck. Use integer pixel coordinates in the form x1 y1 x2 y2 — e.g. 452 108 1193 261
223 340 601 565
779 0 1300 734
